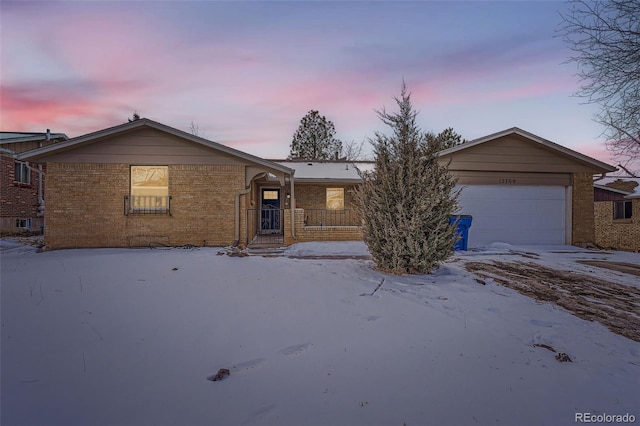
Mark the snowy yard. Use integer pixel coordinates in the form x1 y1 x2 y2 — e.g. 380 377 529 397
1 240 639 426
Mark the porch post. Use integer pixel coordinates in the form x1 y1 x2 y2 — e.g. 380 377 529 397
290 171 297 240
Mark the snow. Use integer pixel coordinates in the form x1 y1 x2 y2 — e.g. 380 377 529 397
595 177 640 198
283 241 370 257
275 161 372 181
1 241 639 426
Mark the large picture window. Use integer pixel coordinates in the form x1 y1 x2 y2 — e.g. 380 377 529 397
130 166 169 213
326 188 344 210
614 200 632 219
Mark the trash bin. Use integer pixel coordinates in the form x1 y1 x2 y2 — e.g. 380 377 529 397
449 215 473 251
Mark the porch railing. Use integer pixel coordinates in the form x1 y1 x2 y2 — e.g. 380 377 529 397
303 209 361 227
124 195 172 215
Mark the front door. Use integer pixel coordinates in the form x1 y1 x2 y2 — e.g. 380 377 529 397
261 188 281 234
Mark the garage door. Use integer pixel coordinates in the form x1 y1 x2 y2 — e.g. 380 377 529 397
456 185 566 246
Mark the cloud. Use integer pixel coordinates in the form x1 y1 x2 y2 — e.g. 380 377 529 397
0 0 599 162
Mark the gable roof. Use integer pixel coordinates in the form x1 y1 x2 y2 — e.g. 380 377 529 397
16 119 293 175
438 127 617 174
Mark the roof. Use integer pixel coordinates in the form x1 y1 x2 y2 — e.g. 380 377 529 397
15 119 294 175
438 127 617 174
594 177 640 199
0 131 68 145
275 161 374 183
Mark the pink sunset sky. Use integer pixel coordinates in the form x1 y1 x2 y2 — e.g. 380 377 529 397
0 1 616 165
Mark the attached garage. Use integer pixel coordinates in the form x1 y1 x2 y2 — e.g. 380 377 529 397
456 185 568 246
439 128 616 248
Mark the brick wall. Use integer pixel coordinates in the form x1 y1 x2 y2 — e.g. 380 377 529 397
294 183 358 209
0 156 44 232
572 172 595 245
284 208 362 245
44 163 245 248
594 200 640 251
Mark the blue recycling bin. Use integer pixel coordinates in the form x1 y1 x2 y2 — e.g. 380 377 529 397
449 215 473 251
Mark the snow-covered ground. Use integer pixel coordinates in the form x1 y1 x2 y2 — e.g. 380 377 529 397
1 241 639 426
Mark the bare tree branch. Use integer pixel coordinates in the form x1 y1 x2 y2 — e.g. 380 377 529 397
559 0 640 173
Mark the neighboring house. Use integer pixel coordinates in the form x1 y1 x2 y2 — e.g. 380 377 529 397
1 131 68 233
593 177 640 251
17 121 617 249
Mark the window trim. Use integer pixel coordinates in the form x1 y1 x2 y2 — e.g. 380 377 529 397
16 218 32 229
613 200 633 220
128 165 171 215
14 161 31 184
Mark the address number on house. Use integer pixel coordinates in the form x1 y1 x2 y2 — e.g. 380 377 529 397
499 178 516 184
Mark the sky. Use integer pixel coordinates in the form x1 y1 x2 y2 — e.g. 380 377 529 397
0 0 617 164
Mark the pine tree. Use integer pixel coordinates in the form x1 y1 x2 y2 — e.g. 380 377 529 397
434 127 466 151
288 110 343 160
354 84 459 274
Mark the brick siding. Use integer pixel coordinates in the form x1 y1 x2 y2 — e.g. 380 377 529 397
594 200 640 251
284 208 362 245
44 163 245 248
572 172 596 245
0 156 44 232
294 183 358 209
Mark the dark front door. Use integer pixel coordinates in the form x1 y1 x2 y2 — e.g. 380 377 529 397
261 188 281 234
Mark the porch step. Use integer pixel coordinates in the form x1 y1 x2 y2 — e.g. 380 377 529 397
246 245 286 257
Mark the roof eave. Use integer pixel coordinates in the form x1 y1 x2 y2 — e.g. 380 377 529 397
593 184 633 195
438 127 617 174
1 134 68 145
295 178 362 184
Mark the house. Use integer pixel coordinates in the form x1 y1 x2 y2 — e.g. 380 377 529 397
17 120 617 250
15 119 294 248
593 177 640 251
1 131 68 233
284 128 617 248
438 128 617 247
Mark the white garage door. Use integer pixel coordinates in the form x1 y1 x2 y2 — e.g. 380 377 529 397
456 185 566 246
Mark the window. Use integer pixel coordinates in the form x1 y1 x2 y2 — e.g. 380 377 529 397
14 162 31 184
16 218 32 229
326 188 344 210
614 200 633 219
262 190 279 200
129 166 169 213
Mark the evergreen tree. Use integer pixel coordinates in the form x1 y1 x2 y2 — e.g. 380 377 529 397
433 127 466 150
354 84 459 274
288 110 343 160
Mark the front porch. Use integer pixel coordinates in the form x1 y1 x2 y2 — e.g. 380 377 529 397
245 208 363 246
